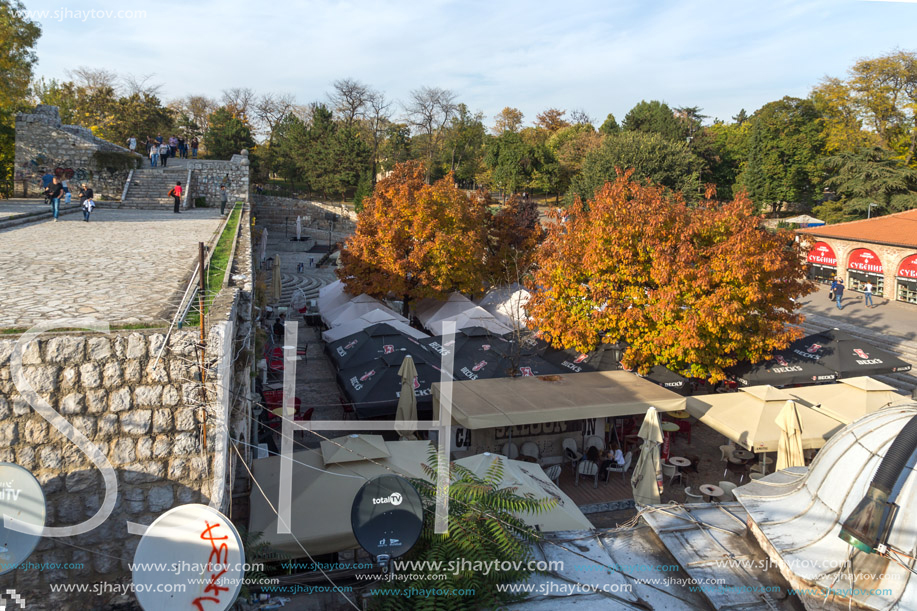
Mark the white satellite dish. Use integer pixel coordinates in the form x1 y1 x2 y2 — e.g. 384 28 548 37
132 504 245 611
0 463 45 575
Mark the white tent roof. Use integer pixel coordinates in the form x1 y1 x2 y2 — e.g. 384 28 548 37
317 280 352 315
789 377 910 424
323 294 393 326
427 305 513 335
415 293 475 327
321 310 429 343
478 285 531 328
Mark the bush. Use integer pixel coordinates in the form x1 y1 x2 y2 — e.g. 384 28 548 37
194 196 208 208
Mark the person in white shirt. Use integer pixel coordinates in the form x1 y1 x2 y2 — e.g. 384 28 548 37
864 281 874 308
127 136 137 153
159 142 170 167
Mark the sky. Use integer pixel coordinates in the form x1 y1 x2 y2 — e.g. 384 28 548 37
21 0 917 127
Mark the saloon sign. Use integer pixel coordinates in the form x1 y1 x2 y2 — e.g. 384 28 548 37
807 242 837 266
848 249 883 274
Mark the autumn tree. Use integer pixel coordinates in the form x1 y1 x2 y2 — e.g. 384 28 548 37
485 194 543 286
338 162 487 314
492 107 524 134
535 108 570 133
527 170 813 382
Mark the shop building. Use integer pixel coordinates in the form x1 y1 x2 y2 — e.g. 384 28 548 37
797 209 917 305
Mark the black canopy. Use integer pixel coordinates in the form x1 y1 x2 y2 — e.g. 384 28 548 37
338 351 447 419
726 350 837 387
326 323 430 370
787 329 912 379
540 342 691 393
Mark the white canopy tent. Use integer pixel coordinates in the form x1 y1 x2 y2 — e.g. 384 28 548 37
415 293 475 328
317 280 352 316
321 309 427 343
477 284 531 329
323 294 398 327
427 305 513 335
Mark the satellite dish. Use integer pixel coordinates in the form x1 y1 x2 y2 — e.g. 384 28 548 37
0 463 45 575
351 475 423 558
132 504 245 611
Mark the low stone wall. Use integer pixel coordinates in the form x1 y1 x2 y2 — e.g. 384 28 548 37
0 327 232 607
14 105 140 201
188 153 251 208
253 194 357 226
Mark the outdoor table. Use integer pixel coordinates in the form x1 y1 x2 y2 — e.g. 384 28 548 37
757 455 774 474
733 449 755 461
668 410 691 419
661 422 680 433
699 484 724 502
668 457 690 468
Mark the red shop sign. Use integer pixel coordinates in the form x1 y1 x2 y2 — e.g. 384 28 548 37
807 241 837 266
898 254 917 279
848 248 883 274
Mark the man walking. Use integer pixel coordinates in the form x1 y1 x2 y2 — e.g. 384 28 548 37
47 176 64 222
835 279 845 310
864 281 874 308
219 185 228 215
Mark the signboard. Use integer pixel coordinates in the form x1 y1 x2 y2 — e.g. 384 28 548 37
454 427 472 449
0 464 45 576
807 241 837 266
897 254 917 279
494 421 571 440
351 475 423 559
848 248 883 274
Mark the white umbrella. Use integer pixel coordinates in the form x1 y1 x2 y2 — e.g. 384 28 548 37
271 254 283 304
395 355 419 440
631 406 663 506
296 216 302 241
259 228 268 266
776 400 806 470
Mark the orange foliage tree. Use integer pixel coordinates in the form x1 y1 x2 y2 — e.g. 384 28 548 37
526 170 814 381
485 195 543 286
338 162 488 313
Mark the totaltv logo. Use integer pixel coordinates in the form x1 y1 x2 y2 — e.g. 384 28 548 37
0 589 26 610
372 492 403 506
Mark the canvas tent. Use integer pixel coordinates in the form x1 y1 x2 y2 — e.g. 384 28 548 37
322 309 427 343
415 293 475 328
317 280 352 315
686 385 844 452
477 285 531 328
323 294 398 327
426 305 513 335
789 377 910 424
434 370 687 430
326 323 432 370
249 440 432 556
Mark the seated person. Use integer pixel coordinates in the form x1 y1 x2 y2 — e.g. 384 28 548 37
600 444 626 473
585 445 600 464
272 313 286 338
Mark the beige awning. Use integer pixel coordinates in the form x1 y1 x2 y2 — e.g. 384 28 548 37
433 370 687 430
249 440 432 556
320 434 391 465
455 453 593 532
788 377 910 424
686 386 844 452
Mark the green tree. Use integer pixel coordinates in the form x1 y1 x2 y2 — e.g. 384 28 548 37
622 100 689 142
740 96 825 214
696 121 749 199
0 0 40 196
269 113 307 188
373 451 553 611
380 123 413 172
813 146 917 222
599 113 620 135
483 131 539 199
568 130 703 203
546 123 603 201
441 103 485 186
204 107 256 160
103 93 173 143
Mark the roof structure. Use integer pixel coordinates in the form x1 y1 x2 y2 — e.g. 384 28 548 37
797 208 917 249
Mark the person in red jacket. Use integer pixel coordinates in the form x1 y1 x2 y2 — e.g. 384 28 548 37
168 181 183 213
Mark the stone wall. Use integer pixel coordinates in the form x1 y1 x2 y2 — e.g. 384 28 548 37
252 194 357 242
0 329 223 606
188 153 251 208
14 106 141 201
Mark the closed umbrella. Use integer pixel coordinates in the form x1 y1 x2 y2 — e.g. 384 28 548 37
396 355 419 440
259 228 268 266
631 407 663 506
271 254 283 303
296 215 302 241
776 400 806 470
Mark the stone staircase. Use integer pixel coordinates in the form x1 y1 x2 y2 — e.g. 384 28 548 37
799 313 917 394
119 166 188 209
277 273 328 307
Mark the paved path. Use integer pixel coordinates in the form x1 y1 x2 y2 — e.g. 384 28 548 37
0 208 224 329
0 199 80 220
798 284 917 341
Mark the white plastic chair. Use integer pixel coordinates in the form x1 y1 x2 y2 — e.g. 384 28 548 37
662 462 683 486
718 481 738 501
576 460 599 488
545 464 562 483
520 442 539 461
562 438 582 473
605 451 633 481
501 442 519 460
585 435 605 453
684 487 704 502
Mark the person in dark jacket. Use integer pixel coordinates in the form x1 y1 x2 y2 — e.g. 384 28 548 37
47 177 64 221
835 279 845 310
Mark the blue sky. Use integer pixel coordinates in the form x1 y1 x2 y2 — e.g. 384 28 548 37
23 0 917 126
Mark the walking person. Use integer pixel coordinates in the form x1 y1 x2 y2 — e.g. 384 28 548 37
835 279 845 310
864 281 874 308
127 136 137 154
191 137 199 158
81 195 95 222
169 181 183 213
47 176 64 222
219 185 228 215
159 141 170 167
61 177 72 204
78 183 93 206
149 144 159 168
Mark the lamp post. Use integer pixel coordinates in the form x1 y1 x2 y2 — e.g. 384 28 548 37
868 203 878 219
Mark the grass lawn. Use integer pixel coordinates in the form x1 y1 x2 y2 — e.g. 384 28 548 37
185 202 243 327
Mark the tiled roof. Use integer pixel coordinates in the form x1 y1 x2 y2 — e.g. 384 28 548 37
797 209 917 249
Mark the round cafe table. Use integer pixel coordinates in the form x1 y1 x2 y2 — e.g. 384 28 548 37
668 410 691 419
699 484 724 502
733 449 755 462
661 422 680 433
668 457 691 468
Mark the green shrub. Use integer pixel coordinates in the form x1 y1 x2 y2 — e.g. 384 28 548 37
194 196 209 208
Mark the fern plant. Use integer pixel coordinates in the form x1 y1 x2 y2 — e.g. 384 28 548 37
371 448 557 610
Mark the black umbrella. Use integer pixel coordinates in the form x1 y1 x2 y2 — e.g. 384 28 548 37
540 342 690 393
337 351 448 419
787 329 912 379
326 323 430 370
419 327 516 381
726 350 837 387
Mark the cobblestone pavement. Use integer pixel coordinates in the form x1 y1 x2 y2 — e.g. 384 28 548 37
0 199 79 219
0 208 224 329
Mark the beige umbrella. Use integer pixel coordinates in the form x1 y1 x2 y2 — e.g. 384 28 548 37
396 355 419 440
776 400 806 470
320 434 391 465
455 453 592 531
271 254 283 303
631 406 664 506
789 377 910 424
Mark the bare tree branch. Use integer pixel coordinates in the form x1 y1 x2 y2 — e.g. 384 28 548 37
329 78 371 125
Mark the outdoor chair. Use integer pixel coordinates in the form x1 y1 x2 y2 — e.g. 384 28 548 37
520 442 540 461
718 481 738 501
585 435 605 453
339 396 355 419
545 464 562 483
684 487 704 502
501 442 519 460
576 460 600 488
749 472 764 481
662 462 683 486
562 438 582 474
605 451 633 481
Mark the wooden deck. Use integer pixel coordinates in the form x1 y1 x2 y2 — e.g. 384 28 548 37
554 462 636 513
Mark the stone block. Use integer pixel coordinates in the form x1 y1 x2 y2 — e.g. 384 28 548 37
123 461 165 483
23 419 48 444
65 470 98 493
152 436 172 457
61 442 89 470
148 334 166 358
97 413 119 439
176 487 197 504
16 446 35 470
20 339 42 365
45 336 85 363
0 397 9 419
120 410 151 435
110 438 135 464
161 385 181 406
60 392 84 414
39 445 62 470
22 365 59 393
152 409 173 434
102 360 123 387
0 422 17 447
87 337 112 361
79 363 101 388
136 436 153 460
109 388 131 412
172 432 199 455
175 408 197 431
168 458 187 479
60 366 80 390
148 485 174 512
12 396 30 416
145 359 170 384
112 336 126 359
70 415 96 439
133 386 162 407
126 333 146 359
0 449 13 463
86 389 107 414
124 360 142 383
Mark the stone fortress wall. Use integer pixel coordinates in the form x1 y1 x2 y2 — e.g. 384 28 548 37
14 105 139 201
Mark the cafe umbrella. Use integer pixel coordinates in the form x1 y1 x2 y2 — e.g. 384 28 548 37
726 349 837 387
540 342 691 393
337 351 450 419
788 329 911 379
326 323 431 370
